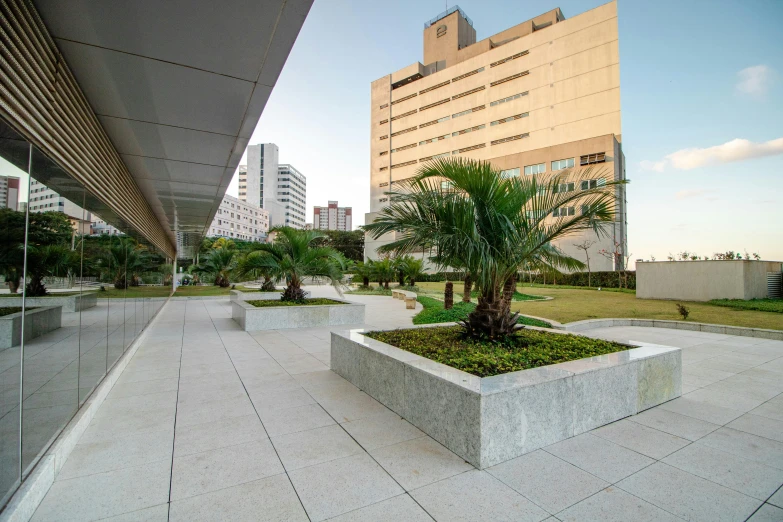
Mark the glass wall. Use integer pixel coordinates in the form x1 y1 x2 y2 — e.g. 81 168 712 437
0 118 171 506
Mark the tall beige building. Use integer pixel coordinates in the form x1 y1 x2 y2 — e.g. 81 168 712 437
366 2 627 270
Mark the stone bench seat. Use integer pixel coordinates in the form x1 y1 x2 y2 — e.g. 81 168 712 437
391 289 417 309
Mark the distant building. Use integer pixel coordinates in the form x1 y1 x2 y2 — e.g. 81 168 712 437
240 143 307 229
28 179 87 219
313 201 352 231
0 175 19 210
91 215 121 236
208 193 269 242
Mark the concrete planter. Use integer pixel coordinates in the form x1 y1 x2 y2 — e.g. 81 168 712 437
0 292 97 312
331 328 681 469
232 298 365 331
0 306 63 349
229 289 281 302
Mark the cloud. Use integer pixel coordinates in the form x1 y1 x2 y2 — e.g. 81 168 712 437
736 65 772 96
640 137 783 172
675 189 717 201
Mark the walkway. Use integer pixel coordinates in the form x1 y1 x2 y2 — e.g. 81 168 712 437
30 292 783 521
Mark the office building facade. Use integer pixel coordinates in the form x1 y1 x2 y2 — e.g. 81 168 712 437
240 144 307 229
313 200 352 231
208 193 269 241
367 2 626 270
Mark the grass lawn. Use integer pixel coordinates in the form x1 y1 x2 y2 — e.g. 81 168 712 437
246 298 343 307
414 296 551 328
96 284 259 299
709 299 783 314
366 326 627 377
415 282 783 331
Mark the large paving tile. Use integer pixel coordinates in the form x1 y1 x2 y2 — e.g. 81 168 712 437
59 426 173 480
170 438 284 500
726 413 783 442
748 503 783 522
556 486 682 522
657 396 745 425
169 474 308 522
79 405 175 444
288 453 404 521
682 387 766 414
370 436 473 491
488 449 608 514
261 403 335 436
98 504 169 521
107 377 179 399
271 424 363 471
630 407 719 441
544 433 655 483
750 397 783 422
699 427 783 470
31 460 171 522
341 409 425 451
410 469 549 522
617 462 761 522
327 493 433 521
174 414 267 457
591 419 690 460
662 442 783 500
96 390 178 419
248 387 316 414
770 486 783 508
175 395 256 427
318 389 389 423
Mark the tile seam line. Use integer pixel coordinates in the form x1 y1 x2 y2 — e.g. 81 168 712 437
165 299 187 521
206 302 312 522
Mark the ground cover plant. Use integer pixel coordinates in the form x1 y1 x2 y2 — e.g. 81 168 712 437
366 326 625 377
709 299 783 314
246 298 344 307
0 307 26 317
414 296 551 328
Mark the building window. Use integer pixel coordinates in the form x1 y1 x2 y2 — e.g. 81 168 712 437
419 80 450 95
419 151 451 162
378 182 389 187
390 143 417 153
524 163 546 175
379 135 388 140
490 113 528 126
452 67 484 83
419 134 449 146
379 103 389 109
500 168 520 179
390 126 417 137
553 182 575 193
440 181 454 190
420 98 450 111
580 179 606 190
490 71 529 87
452 85 485 100
491 133 528 145
391 92 417 105
489 50 529 68
551 158 575 170
419 115 450 129
552 207 575 217
379 197 388 202
580 152 606 165
452 105 485 119
452 124 485 137
452 143 486 154
379 119 389 125
391 160 417 169
391 109 417 121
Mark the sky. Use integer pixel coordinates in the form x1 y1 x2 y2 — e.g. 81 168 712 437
230 0 783 264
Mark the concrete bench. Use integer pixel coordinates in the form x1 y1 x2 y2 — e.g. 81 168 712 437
392 289 417 309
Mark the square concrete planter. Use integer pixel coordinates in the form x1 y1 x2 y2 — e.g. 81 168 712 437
0 292 97 312
232 298 365 331
331 328 681 469
0 306 63 349
229 289 281 302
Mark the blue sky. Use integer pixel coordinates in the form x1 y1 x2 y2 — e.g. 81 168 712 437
234 0 783 263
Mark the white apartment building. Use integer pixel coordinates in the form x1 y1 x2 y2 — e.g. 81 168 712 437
208 193 269 241
240 143 307 229
28 179 86 218
313 200 353 231
0 175 19 210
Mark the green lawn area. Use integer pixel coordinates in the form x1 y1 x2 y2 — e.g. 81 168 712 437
97 284 259 299
709 299 783 314
415 282 783 331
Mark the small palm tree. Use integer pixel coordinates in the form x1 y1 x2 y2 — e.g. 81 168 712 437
194 248 236 287
352 261 374 288
369 258 395 289
250 227 346 302
96 238 148 290
365 157 624 339
235 251 277 291
24 245 80 297
400 256 425 286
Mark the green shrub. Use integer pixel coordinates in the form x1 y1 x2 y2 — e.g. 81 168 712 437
246 298 344 307
414 296 552 328
366 326 626 377
708 299 783 314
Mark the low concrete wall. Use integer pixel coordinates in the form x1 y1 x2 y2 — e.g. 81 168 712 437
332 328 681 468
232 298 365 331
637 260 781 301
0 306 62 350
0 292 98 313
557 318 783 341
229 290 281 302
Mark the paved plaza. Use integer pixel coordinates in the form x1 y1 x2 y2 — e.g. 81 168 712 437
29 290 783 521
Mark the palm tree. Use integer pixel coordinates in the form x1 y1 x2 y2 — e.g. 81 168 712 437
352 261 374 288
235 251 277 291
96 238 148 290
369 258 395 289
249 227 346 302
194 248 236 287
364 157 623 339
400 256 425 286
24 245 80 297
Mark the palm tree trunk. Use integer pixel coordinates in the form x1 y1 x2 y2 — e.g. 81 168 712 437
462 274 472 303
444 281 454 310
463 278 520 339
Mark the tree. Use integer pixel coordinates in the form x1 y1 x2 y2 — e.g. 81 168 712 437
365 157 623 339
369 258 395 289
194 248 236 287
235 251 277 290
598 241 632 288
96 237 149 289
462 273 472 303
313 230 365 262
352 261 373 287
250 227 346 302
401 257 425 286
24 245 80 296
573 239 596 287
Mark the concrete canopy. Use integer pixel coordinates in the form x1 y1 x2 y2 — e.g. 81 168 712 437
33 0 313 257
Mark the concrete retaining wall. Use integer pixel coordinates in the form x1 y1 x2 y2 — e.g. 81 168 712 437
0 292 97 313
0 306 62 349
637 260 781 301
332 328 681 468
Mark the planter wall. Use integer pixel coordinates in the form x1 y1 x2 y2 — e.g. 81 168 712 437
0 292 97 312
232 298 365 331
331 328 681 469
229 290 281 302
0 306 62 350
